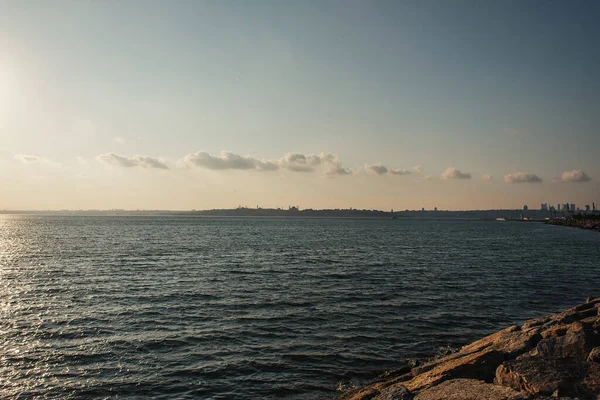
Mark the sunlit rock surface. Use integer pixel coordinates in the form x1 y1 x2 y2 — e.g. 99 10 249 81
338 298 600 400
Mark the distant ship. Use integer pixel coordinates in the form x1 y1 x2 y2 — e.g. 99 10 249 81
495 217 506 221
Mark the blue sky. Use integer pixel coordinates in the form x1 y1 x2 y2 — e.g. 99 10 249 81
0 1 598 210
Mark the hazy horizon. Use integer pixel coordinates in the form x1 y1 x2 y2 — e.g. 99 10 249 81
2 1 599 210
0 204 594 213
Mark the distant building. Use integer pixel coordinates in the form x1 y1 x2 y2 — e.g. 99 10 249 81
571 204 576 213
434 207 438 212
557 204 561 212
586 205 591 212
540 203 548 211
523 205 528 211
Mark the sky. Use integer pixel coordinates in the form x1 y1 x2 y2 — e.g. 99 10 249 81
0 0 599 210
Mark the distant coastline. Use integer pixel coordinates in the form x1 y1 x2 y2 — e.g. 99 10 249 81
2 207 598 220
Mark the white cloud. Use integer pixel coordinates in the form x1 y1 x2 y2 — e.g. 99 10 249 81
325 162 351 176
15 154 42 163
14 154 60 167
319 154 351 176
389 168 412 176
97 153 136 168
181 151 278 171
279 152 327 172
134 156 170 170
413 166 422 173
114 137 125 144
180 151 351 176
96 153 169 170
504 172 542 184
441 167 471 180
553 170 591 183
365 163 388 175
76 156 88 165
280 152 350 176
481 174 492 182
364 163 413 176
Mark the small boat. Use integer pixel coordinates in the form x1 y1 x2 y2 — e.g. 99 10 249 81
495 217 506 221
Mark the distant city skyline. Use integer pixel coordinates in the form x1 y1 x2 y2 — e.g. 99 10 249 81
1 1 599 210
3 199 598 214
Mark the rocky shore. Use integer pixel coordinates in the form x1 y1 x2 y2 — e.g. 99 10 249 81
547 217 600 232
337 298 600 399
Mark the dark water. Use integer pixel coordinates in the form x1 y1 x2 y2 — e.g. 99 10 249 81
1 216 599 399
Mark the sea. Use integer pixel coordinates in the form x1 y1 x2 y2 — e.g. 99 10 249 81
1 215 599 399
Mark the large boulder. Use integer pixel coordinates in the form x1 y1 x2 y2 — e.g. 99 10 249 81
494 307 600 398
532 322 597 360
404 325 541 392
495 356 585 396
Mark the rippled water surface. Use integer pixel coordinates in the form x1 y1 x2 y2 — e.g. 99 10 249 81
1 216 599 399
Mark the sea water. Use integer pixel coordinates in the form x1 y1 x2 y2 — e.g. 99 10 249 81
1 216 599 399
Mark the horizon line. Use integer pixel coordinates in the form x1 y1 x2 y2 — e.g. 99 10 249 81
0 207 593 213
